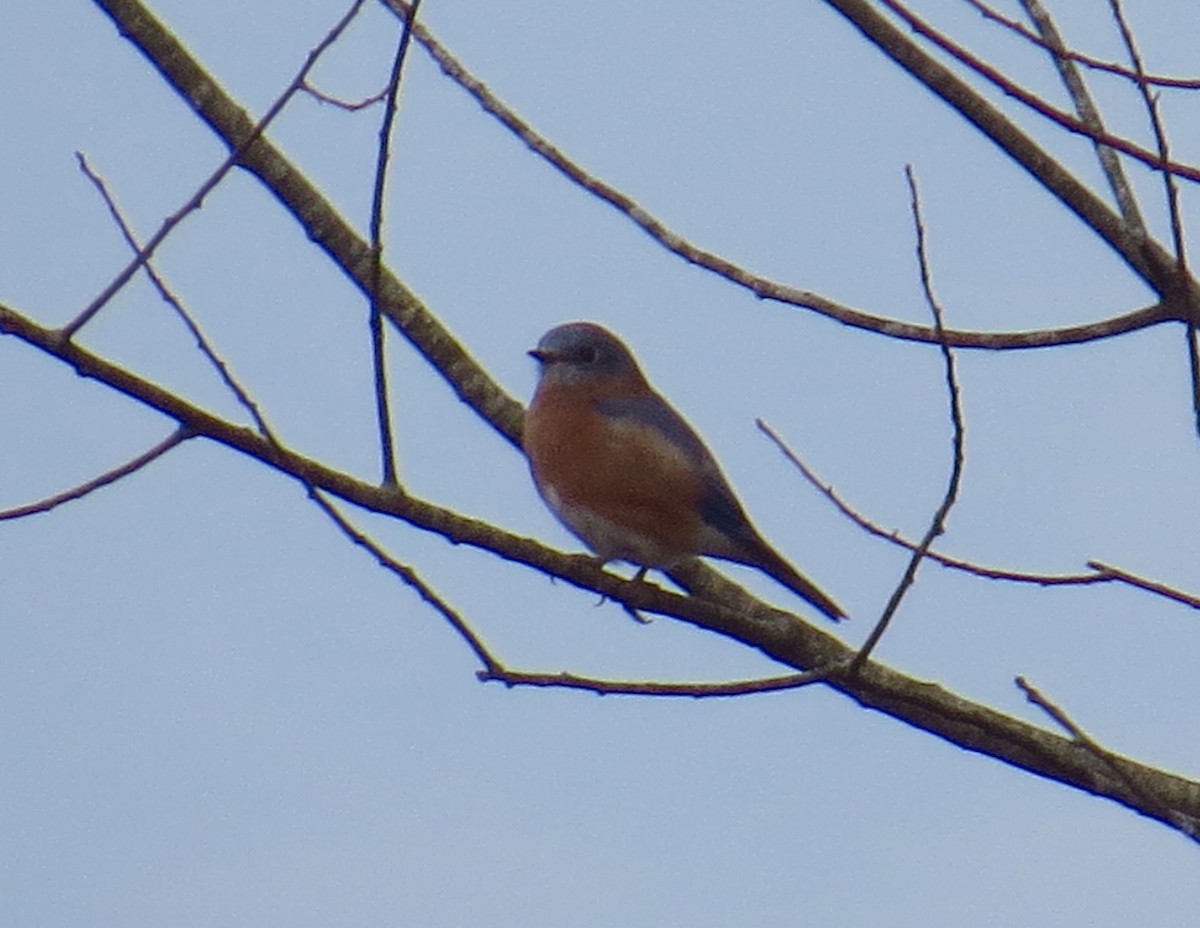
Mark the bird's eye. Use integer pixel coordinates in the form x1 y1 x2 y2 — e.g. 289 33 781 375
577 346 598 364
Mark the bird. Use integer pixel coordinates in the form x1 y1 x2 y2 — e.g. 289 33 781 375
522 321 845 622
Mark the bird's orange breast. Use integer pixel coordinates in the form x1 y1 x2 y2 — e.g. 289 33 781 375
524 381 707 563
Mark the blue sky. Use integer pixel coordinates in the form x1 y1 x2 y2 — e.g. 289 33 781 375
3 1 1199 924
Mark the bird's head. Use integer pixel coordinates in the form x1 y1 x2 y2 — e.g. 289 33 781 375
528 322 642 385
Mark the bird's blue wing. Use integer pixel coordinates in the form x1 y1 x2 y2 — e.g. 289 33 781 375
593 394 710 462
594 394 754 542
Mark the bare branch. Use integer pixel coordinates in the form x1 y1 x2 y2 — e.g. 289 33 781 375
5 294 1200 830
1188 327 1200 437
308 488 500 673
0 428 190 521
763 422 1200 613
1018 0 1146 236
1087 561 1200 610
830 0 1187 304
966 0 1200 89
852 166 966 670
1017 676 1200 841
1104 0 1199 438
762 421 1200 615
377 0 1173 349
69 0 369 339
367 0 423 486
479 663 846 697
80 145 496 680
302 82 388 111
93 0 528 450
1108 0 1188 274
876 0 1200 187
78 130 498 675
759 420 1104 587
75 151 279 441
79 134 499 667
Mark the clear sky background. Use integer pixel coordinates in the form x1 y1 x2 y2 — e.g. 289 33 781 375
3 1 1199 924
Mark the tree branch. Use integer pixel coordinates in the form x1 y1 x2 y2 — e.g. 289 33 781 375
377 0 1174 349
1018 0 1146 237
967 0 1200 90
366 0 423 486
1017 676 1198 840
69 0 369 339
0 428 190 521
838 0 1188 301
91 0 527 451
3 296 1198 835
852 166 966 669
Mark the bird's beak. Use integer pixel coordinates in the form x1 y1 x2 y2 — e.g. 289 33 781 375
528 348 550 363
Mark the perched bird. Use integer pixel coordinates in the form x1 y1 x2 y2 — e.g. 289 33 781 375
523 322 845 621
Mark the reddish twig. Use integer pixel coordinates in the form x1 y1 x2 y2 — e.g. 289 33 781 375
0 428 190 521
878 0 1200 184
759 419 1103 587
302 83 388 111
966 0 1200 89
379 0 1173 350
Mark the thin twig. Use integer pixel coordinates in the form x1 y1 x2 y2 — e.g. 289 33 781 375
759 420 1102 586
75 152 277 439
877 0 1200 185
62 0 368 339
1019 0 1146 236
1016 676 1200 841
302 83 388 110
80 90 499 670
479 661 848 697
966 0 1200 89
307 488 500 673
367 0 423 486
1087 561 1200 610
762 421 1200 608
1189 328 1200 437
851 167 966 671
0 428 190 521
1105 0 1199 439
1108 0 1187 273
80 126 498 674
378 0 1175 349
7 291 1200 832
761 422 1200 607
77 100 496 673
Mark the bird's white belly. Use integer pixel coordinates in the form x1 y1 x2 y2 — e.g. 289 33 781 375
542 483 678 567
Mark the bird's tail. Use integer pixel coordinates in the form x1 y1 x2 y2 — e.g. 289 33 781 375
741 540 846 622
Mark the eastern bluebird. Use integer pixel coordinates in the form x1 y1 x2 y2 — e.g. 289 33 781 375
523 322 845 622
